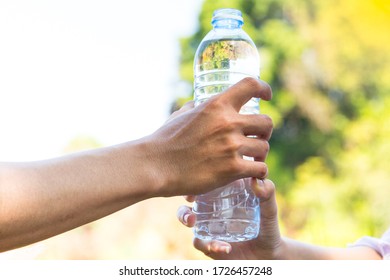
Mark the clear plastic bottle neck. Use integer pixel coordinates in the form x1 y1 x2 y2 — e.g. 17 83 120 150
211 8 243 29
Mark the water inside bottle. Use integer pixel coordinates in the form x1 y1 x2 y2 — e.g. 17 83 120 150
193 178 260 242
193 36 261 242
194 39 260 113
194 39 259 73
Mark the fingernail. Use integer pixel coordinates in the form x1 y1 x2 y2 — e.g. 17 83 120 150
222 246 231 254
183 214 190 224
251 177 261 189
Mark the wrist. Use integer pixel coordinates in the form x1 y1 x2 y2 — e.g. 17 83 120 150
124 136 174 198
272 237 316 260
272 237 290 260
274 237 337 260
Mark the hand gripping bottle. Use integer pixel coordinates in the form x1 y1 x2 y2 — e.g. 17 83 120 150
193 8 261 242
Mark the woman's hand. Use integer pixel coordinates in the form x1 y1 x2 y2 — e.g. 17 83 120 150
177 179 283 259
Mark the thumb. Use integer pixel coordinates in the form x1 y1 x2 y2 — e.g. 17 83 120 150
219 78 272 112
251 179 279 232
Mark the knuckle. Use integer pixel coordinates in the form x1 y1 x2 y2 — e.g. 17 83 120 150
263 140 270 153
262 114 273 129
258 162 269 178
226 118 242 133
260 115 273 139
205 95 225 110
214 114 241 135
241 77 260 88
224 136 243 154
196 97 219 117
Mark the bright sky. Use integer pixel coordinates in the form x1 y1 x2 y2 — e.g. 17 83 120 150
0 0 202 161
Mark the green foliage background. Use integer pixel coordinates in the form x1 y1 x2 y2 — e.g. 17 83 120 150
179 0 390 246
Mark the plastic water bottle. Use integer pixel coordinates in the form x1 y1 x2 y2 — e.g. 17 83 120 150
192 8 261 242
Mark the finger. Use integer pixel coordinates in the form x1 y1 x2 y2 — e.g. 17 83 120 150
238 138 270 161
251 179 277 219
219 78 272 112
251 179 281 243
184 195 196 203
176 205 196 227
238 161 268 180
193 238 232 256
240 114 273 140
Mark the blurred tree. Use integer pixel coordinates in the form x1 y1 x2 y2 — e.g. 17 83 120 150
179 0 390 247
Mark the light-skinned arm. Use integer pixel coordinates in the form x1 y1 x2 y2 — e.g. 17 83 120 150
177 179 382 260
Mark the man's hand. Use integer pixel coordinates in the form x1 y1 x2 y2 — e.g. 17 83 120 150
148 77 273 197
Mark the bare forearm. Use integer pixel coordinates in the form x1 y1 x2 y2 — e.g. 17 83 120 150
279 237 382 260
0 78 274 252
0 139 159 252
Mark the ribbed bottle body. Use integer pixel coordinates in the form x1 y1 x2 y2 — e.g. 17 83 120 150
193 9 261 242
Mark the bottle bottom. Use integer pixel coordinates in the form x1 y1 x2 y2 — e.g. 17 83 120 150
193 219 259 242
